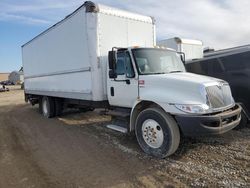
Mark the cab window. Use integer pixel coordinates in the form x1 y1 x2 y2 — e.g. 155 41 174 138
116 51 135 78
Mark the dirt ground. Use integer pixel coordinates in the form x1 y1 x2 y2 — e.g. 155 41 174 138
0 86 249 188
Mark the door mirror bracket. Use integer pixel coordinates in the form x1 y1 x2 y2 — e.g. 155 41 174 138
109 69 117 79
178 52 186 64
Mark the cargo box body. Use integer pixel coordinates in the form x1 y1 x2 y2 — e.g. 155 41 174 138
157 37 203 61
22 3 155 101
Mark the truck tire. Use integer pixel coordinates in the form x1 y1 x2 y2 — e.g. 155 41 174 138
41 96 55 118
135 108 180 158
39 98 43 114
54 98 63 116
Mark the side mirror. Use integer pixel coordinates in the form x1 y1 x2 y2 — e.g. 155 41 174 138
109 69 117 79
108 51 116 70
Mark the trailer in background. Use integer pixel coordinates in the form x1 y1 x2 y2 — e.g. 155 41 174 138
157 37 203 61
186 45 250 127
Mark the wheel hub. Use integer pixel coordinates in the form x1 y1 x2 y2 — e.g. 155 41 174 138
42 99 48 116
142 119 164 148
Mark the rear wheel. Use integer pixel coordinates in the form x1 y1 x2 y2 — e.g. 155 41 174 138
135 107 180 158
54 98 63 116
40 96 55 118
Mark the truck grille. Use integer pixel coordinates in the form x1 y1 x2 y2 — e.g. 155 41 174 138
206 84 233 109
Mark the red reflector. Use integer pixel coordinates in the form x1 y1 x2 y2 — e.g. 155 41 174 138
139 80 145 85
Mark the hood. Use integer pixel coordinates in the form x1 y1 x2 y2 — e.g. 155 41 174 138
159 72 223 85
139 72 224 105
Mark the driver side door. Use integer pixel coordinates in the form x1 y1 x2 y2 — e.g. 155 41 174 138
108 51 138 108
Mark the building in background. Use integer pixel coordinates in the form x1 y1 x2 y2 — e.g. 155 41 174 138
8 70 24 84
0 73 10 82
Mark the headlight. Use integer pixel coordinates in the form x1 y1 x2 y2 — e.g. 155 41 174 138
175 104 210 114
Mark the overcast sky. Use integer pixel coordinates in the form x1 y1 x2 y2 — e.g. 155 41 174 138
1 0 250 72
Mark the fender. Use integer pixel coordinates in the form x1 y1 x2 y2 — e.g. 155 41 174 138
129 99 181 132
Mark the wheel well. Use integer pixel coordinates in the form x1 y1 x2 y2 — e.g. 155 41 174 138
130 101 163 131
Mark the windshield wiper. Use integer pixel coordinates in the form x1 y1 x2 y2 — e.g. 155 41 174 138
142 71 183 75
152 72 167 74
169 70 183 73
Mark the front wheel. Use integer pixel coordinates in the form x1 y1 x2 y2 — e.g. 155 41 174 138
135 108 180 158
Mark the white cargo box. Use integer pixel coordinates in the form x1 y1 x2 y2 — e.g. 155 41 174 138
157 37 203 60
22 1 155 101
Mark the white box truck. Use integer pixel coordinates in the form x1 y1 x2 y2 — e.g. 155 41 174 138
158 37 203 61
22 1 241 158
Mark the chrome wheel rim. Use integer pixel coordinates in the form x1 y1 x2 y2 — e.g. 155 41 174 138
142 119 164 148
42 99 48 116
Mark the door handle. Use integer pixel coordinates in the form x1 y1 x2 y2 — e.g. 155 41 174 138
110 87 114 96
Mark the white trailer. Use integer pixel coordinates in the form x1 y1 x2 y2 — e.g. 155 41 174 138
157 37 203 60
23 2 241 158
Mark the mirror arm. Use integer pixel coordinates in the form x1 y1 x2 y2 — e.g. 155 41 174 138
177 52 186 64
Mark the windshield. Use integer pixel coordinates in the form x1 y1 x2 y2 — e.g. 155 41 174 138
132 48 186 75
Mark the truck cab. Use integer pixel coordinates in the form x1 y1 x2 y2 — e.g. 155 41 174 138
107 47 241 158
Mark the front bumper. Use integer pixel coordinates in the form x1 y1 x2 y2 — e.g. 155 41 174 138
175 104 242 136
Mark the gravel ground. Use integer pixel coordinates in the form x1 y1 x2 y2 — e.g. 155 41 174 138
0 86 249 187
